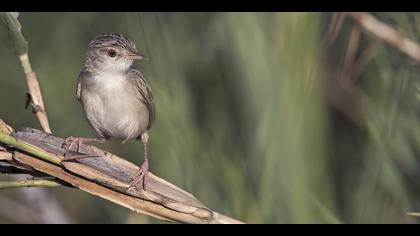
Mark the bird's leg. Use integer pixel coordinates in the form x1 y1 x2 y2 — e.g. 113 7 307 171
128 132 150 190
62 136 105 161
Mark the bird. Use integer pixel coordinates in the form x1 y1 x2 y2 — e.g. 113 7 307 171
65 33 155 189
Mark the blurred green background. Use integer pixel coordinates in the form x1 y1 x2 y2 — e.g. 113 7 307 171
1 12 420 223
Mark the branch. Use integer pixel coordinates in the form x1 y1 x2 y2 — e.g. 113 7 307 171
0 119 243 224
407 212 420 218
349 12 420 63
0 179 61 189
0 12 52 133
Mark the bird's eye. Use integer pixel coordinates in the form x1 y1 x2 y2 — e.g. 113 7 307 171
107 49 117 57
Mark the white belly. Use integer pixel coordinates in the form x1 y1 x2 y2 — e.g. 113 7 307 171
81 73 149 140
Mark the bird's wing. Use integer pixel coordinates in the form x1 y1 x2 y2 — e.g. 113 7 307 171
128 69 156 130
76 71 89 102
77 70 93 102
76 77 82 101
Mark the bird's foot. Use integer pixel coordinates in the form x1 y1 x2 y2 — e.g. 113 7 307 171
127 161 149 191
62 136 104 162
63 136 82 153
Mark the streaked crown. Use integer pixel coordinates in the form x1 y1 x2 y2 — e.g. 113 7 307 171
88 33 137 53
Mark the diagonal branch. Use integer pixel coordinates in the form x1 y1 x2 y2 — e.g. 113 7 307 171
0 119 243 224
0 179 62 189
349 12 420 63
0 12 52 133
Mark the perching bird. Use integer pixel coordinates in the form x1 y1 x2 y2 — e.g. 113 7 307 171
66 33 155 189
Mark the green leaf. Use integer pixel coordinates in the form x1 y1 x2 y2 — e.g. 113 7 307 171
0 12 28 56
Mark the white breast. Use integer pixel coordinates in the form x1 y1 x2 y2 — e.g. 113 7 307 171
95 72 127 91
82 72 149 140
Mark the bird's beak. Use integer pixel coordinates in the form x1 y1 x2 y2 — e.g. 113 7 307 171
128 52 149 60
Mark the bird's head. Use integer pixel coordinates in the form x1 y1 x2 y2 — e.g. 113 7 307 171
84 33 148 73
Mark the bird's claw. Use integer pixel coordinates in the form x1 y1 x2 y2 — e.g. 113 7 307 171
127 163 149 191
62 136 82 154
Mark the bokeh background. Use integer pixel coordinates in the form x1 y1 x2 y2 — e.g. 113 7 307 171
1 12 420 223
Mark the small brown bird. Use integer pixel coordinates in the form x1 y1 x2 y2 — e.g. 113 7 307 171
66 33 155 189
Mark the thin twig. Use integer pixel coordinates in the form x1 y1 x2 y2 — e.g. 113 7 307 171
349 12 420 63
24 69 52 133
324 12 347 46
350 41 379 81
0 179 61 189
0 131 61 165
343 26 361 73
406 212 420 217
0 12 52 133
